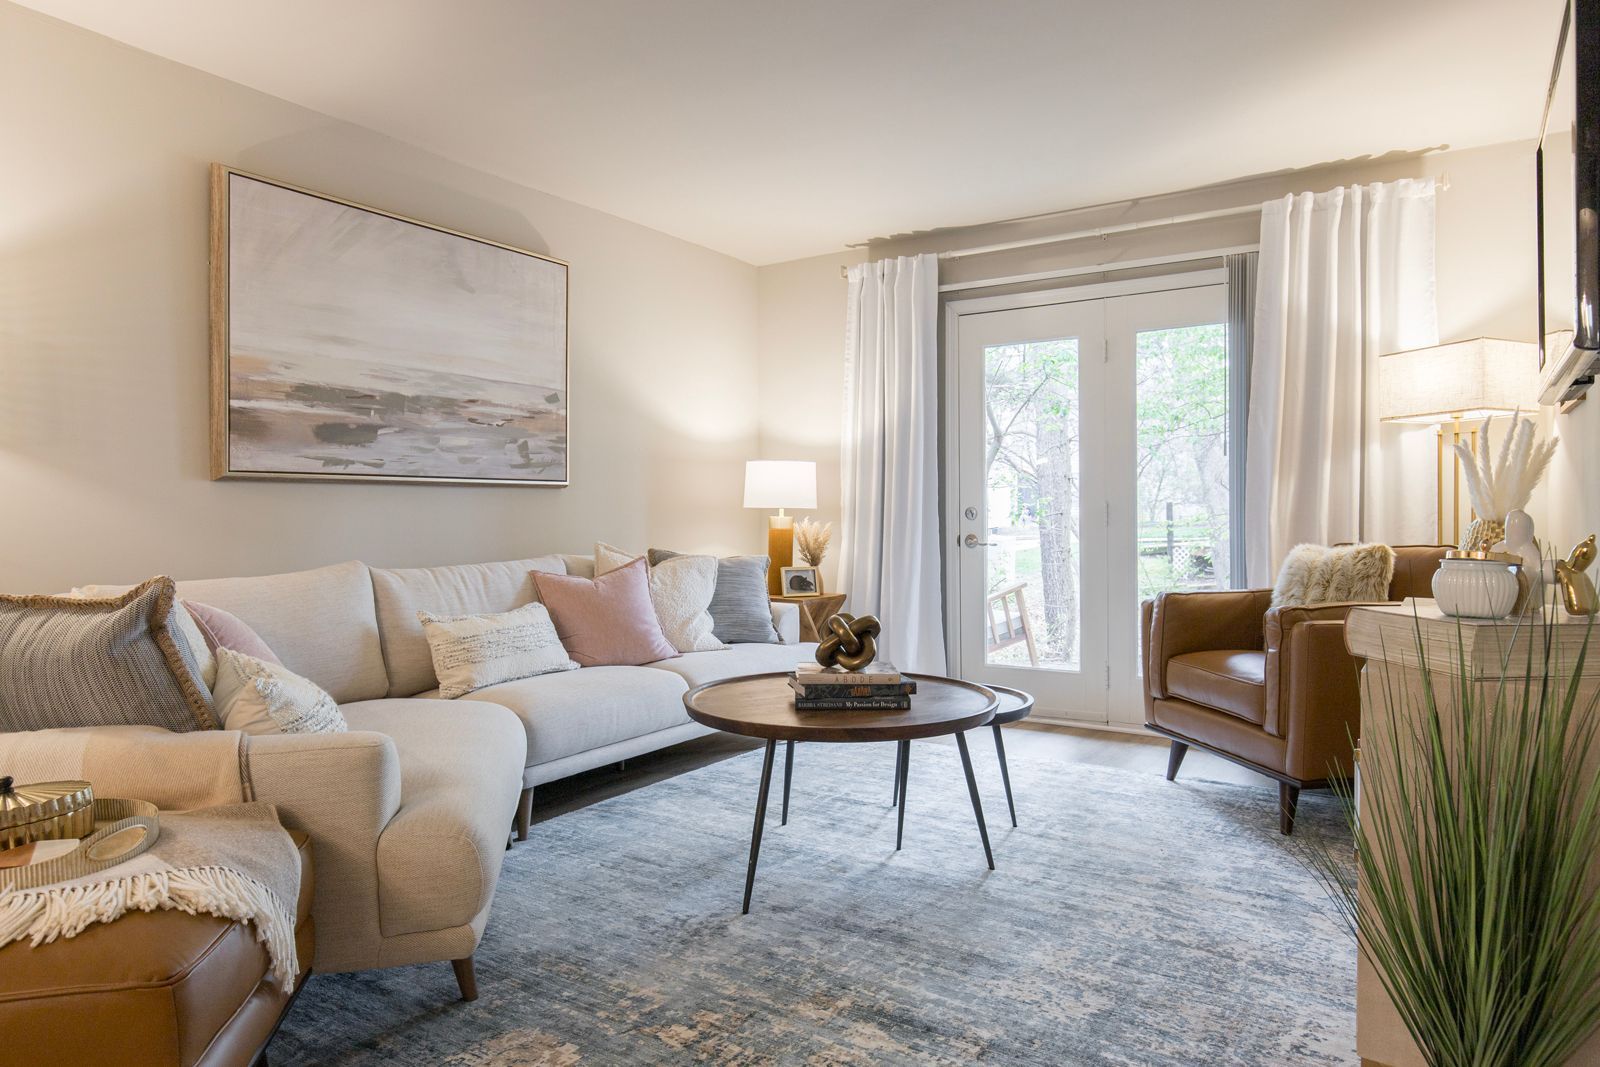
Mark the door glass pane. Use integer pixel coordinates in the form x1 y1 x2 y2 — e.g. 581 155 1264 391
983 339 1079 671
1135 323 1230 605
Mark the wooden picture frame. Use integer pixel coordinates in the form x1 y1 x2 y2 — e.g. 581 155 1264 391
210 165 570 486
781 566 822 597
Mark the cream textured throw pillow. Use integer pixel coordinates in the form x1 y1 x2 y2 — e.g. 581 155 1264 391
1271 543 1396 609
213 648 347 735
418 601 579 699
595 542 725 653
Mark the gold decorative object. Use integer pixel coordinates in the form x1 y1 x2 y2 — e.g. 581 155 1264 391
0 798 160 891
1460 517 1505 554
1554 535 1599 616
815 613 882 672
0 776 95 852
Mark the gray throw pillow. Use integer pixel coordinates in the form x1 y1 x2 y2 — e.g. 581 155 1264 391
0 576 218 732
648 550 779 644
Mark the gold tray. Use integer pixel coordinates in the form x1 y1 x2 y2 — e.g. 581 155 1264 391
0 798 160 891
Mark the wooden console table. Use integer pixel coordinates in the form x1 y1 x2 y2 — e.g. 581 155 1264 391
1346 600 1600 1067
772 592 846 643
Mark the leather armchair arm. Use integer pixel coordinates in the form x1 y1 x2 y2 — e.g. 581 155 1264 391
1261 599 1394 759
1147 588 1272 699
1274 619 1365 780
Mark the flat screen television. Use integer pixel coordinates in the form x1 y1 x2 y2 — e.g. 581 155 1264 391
1538 0 1600 405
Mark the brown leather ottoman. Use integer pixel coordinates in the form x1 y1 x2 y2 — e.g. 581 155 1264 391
0 830 314 1067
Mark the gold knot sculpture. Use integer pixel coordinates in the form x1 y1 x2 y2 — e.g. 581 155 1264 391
815 613 882 672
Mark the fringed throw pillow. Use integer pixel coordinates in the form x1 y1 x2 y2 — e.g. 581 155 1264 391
418 601 579 699
213 648 347 735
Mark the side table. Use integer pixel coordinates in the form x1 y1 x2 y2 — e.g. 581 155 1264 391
772 592 847 643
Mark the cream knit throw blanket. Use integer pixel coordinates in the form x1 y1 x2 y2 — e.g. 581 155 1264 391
0 802 301 986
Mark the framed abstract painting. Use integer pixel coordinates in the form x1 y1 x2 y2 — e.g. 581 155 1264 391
209 165 569 486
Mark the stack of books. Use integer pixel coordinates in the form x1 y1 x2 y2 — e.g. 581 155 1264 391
790 662 916 710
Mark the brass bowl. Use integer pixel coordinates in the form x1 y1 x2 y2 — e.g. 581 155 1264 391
0 777 95 852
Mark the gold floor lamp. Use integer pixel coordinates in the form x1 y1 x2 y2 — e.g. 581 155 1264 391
1376 337 1539 544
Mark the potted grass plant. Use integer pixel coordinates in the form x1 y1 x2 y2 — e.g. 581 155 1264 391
1310 588 1600 1067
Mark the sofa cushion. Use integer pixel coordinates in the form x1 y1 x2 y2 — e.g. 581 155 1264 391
214 649 348 735
0 578 217 732
532 559 679 667
338 698 524 938
451 666 691 769
185 600 282 667
646 641 822 688
1271 542 1395 609
419 602 578 699
649 550 780 644
1165 650 1266 726
370 556 568 697
174 562 387 704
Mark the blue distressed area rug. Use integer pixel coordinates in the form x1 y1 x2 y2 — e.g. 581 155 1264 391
274 738 1355 1065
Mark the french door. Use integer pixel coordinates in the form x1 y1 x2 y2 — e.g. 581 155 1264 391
949 272 1233 725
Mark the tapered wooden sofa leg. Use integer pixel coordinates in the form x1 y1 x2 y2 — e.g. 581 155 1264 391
1165 741 1188 781
515 786 534 842
452 956 478 1001
1278 782 1300 836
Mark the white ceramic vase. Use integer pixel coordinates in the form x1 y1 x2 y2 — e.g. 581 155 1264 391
1432 557 1520 619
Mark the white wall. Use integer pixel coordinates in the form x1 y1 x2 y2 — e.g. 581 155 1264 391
755 250 864 592
757 140 1600 559
1 3 763 593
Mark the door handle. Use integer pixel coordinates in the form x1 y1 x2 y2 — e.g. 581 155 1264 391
963 533 995 548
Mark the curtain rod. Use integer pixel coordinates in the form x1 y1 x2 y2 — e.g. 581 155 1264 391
839 174 1449 276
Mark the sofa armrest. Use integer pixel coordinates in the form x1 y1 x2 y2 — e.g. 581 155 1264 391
770 601 801 644
243 730 402 971
1147 589 1272 699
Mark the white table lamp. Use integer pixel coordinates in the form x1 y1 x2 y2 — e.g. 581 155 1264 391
744 460 817 595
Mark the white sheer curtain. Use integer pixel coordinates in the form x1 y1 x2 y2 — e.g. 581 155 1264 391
837 254 946 673
1244 179 1438 586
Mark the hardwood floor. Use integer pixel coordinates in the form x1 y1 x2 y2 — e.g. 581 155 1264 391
529 716 1275 826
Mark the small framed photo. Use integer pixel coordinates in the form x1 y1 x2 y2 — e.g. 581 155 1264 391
780 566 821 597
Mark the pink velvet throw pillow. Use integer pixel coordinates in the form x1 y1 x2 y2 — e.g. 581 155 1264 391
531 557 678 666
183 600 283 666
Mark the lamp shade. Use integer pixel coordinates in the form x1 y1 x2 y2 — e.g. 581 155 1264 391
743 460 816 509
1377 338 1540 423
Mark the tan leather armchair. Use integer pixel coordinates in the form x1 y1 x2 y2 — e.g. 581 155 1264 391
1140 545 1449 833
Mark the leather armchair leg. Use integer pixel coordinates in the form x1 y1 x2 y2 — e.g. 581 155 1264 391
1165 741 1188 781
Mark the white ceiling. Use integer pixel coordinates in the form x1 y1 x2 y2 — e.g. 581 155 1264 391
18 0 1558 265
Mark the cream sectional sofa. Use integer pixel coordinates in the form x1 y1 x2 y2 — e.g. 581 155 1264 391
15 554 814 1001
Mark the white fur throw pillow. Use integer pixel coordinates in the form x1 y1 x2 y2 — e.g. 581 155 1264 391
418 602 579 699
213 648 347 735
1271 543 1397 609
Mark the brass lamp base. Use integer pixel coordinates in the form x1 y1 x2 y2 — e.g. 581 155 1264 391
767 514 794 596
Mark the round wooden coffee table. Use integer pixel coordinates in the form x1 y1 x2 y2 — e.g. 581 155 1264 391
683 672 998 913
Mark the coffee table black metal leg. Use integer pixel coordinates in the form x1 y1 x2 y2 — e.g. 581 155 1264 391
781 740 794 826
956 731 995 870
743 739 778 914
894 739 910 850
992 723 1017 827
891 743 904 806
